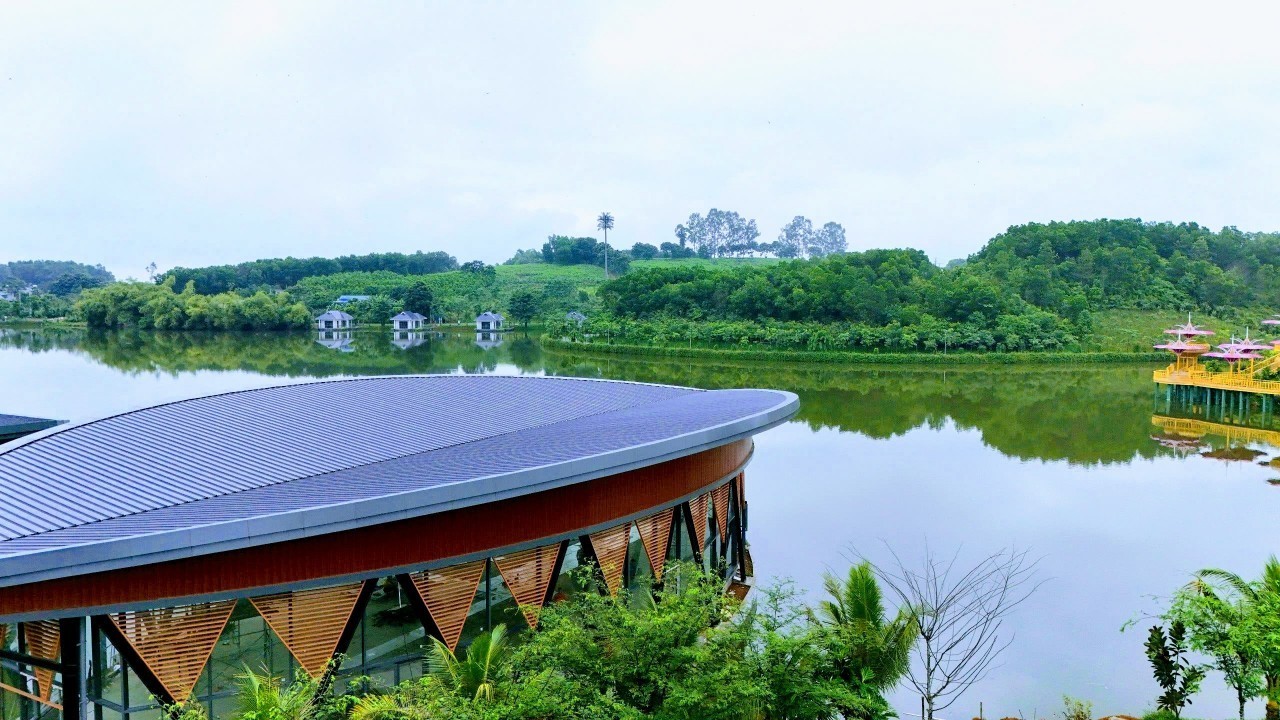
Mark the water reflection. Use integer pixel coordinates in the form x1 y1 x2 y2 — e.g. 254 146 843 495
1154 390 1280 478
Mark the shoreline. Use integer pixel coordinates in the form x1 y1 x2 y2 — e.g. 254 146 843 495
541 337 1167 365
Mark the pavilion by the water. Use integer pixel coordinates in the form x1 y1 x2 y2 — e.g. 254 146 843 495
0 376 797 720
1154 314 1280 415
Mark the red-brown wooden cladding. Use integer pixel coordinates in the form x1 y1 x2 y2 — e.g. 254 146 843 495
408 560 486 651
493 544 560 628
0 440 749 618
712 483 732 543
635 509 674 582
688 492 710 548
109 600 237 702
589 524 631 595
249 583 365 678
22 620 59 700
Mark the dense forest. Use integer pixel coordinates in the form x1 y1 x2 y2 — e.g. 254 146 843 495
161 251 458 294
36 218 1280 346
0 260 114 294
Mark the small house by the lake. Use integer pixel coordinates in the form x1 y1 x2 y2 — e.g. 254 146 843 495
316 310 354 330
392 311 427 330
475 311 504 332
566 311 587 326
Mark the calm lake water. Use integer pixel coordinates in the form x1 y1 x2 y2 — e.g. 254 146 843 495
2 326 1277 718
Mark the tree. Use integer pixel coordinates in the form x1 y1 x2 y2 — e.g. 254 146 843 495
145 262 158 282
235 666 318 720
1194 557 1280 720
815 222 848 257
777 216 815 259
427 624 512 701
1145 621 1207 719
813 562 919 714
872 545 1041 720
597 212 615 278
631 242 659 260
508 291 541 328
399 281 435 318
1168 579 1263 719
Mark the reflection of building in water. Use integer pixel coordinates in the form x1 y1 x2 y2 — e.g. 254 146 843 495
391 331 427 350
475 331 502 350
1152 415 1280 454
315 330 355 352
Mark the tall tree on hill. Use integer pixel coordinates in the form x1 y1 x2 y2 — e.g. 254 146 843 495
597 212 615 278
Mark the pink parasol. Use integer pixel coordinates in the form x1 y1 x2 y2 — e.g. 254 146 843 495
1262 315 1280 326
1164 313 1215 338
1154 340 1209 354
1204 350 1263 362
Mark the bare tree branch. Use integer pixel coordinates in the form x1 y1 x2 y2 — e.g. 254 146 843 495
853 542 1045 720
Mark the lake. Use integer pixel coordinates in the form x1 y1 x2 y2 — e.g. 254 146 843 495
2 326 1276 718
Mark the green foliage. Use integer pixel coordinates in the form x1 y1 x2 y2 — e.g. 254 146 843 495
426 624 512 701
0 259 114 290
234 666 320 720
812 562 918 704
507 291 541 328
162 251 457 294
1059 696 1093 720
399 281 435 317
1144 621 1206 719
631 243 659 260
1190 558 1280 720
77 280 312 330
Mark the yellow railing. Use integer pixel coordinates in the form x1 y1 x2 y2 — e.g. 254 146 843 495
1154 364 1280 395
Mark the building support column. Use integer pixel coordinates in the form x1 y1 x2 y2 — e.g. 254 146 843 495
57 617 87 720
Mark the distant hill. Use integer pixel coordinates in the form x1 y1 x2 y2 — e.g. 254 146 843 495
0 260 114 292
161 251 459 294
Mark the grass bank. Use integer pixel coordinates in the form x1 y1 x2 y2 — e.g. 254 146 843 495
542 337 1167 365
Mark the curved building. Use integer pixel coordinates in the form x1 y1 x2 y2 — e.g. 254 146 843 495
0 376 797 720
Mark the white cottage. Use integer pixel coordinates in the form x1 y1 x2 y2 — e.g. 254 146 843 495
315 310 354 330
391 311 427 330
566 311 587 326
475 311 504 332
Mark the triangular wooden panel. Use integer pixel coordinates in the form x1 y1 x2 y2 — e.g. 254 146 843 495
250 582 364 678
110 600 236 702
493 544 560 628
689 493 710 546
22 621 59 701
712 483 732 543
589 523 631 595
410 559 487 651
635 510 674 582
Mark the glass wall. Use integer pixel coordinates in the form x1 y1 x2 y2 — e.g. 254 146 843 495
79 484 748 720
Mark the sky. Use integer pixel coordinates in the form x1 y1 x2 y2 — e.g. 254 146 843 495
3 2 1280 280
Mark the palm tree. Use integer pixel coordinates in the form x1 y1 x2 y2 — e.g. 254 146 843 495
350 694 429 720
1196 556 1280 720
425 624 511 701
597 212 615 279
235 666 317 720
813 562 918 696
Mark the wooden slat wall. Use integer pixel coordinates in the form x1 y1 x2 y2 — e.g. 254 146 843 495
689 493 710 548
711 483 732 543
493 544 560 628
589 524 631 595
1 440 752 618
635 510 674 582
21 620 59 700
409 560 486 651
250 583 365 678
109 600 236 702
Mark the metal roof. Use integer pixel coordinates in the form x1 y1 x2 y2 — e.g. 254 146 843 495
316 310 353 320
0 413 60 442
0 376 797 588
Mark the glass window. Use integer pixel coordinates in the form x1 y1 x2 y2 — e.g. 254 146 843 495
198 600 292 699
360 577 427 669
551 538 591 601
93 625 125 707
487 561 528 636
625 525 653 597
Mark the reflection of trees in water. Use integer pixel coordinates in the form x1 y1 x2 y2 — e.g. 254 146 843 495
0 327 545 377
0 328 1166 466
541 351 1164 466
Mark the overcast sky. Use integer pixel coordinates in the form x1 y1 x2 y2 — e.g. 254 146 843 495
3 2 1280 279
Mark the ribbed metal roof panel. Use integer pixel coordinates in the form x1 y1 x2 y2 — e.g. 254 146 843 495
0 376 692 541
0 376 798 589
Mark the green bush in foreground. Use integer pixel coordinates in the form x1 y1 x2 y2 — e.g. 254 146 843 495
204 563 916 720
